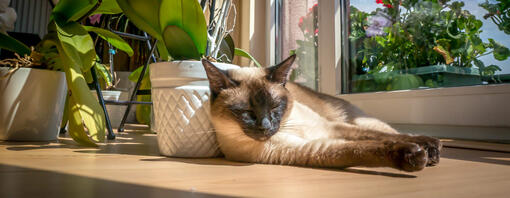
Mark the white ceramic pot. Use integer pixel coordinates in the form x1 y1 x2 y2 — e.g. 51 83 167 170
150 61 239 158
0 67 67 141
91 90 125 128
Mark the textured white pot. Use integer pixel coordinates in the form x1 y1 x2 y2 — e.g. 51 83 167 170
0 67 67 141
150 61 239 157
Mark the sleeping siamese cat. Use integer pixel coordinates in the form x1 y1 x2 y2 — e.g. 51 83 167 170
201 55 441 172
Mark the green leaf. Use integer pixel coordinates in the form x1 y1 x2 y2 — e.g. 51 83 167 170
94 62 113 87
473 58 485 69
162 25 200 60
489 39 510 61
481 65 502 77
83 26 134 56
37 33 65 71
234 48 262 67
485 65 502 72
216 34 235 63
128 65 151 124
136 74 151 124
60 95 70 130
159 0 182 29
68 96 99 147
160 0 207 55
84 68 94 83
433 45 454 64
51 0 98 22
55 21 96 72
116 0 162 40
128 65 145 82
57 41 106 143
93 0 122 14
0 33 31 56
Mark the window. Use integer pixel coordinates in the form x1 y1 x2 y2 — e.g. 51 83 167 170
343 0 510 93
276 0 319 90
266 0 510 141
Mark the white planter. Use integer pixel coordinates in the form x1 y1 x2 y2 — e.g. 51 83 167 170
0 67 67 141
150 61 239 157
91 90 126 128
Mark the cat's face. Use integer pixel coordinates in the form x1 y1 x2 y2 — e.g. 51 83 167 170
202 55 296 141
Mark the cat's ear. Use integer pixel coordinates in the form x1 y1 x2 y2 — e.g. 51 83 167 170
201 59 237 95
266 54 296 85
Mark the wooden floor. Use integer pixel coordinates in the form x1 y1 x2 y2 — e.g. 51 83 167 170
1 125 510 198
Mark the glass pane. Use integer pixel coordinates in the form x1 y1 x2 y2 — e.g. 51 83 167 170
277 0 319 90
345 0 510 93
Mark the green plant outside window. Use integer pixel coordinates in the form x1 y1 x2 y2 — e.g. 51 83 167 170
346 0 510 93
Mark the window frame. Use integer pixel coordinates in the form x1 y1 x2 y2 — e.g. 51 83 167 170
264 0 510 140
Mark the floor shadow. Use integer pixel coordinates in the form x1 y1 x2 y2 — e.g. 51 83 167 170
340 168 417 178
140 157 418 178
3 138 89 151
0 163 233 198
0 141 57 146
140 157 253 166
441 147 510 166
4 129 161 156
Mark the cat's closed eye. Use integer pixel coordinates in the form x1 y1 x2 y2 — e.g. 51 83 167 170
231 107 254 118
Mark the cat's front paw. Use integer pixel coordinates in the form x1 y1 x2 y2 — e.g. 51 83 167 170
408 136 442 166
387 142 428 172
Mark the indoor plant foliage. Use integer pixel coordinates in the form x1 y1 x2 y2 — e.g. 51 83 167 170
0 0 133 145
349 0 510 92
117 0 256 157
123 0 256 125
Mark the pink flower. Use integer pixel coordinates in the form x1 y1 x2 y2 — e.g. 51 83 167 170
314 29 318 35
89 14 102 25
298 16 304 28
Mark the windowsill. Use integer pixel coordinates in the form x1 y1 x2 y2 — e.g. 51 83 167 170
440 139 510 153
338 83 510 100
336 83 510 128
395 124 510 144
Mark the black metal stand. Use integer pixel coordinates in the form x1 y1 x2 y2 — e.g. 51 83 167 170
91 31 158 139
91 68 116 140
117 39 157 132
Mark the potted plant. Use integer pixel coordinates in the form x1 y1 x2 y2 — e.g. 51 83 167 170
348 0 510 92
0 0 133 144
117 0 259 157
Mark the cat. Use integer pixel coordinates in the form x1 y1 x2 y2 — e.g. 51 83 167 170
201 55 442 172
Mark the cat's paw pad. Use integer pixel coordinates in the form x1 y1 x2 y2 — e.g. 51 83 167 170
409 136 442 166
388 142 427 172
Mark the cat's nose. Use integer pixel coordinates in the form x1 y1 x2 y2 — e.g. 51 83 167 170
259 117 272 130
